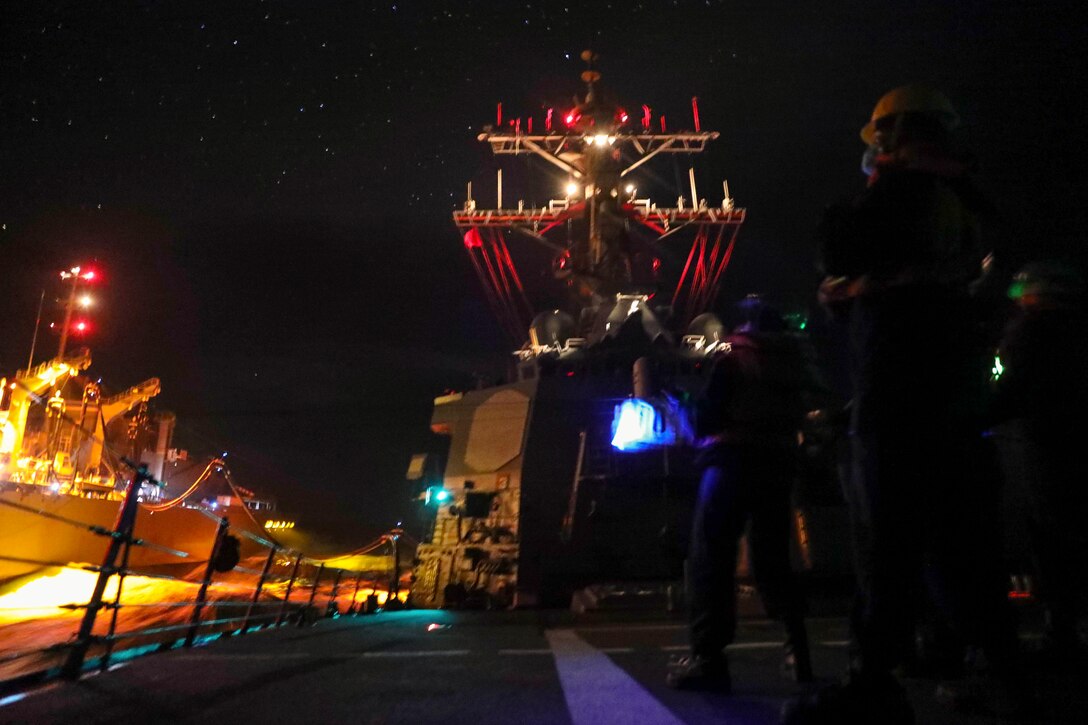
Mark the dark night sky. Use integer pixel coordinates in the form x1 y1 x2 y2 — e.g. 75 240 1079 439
1 1 1083 545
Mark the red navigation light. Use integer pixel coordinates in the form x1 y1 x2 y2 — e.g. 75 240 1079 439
564 111 579 126
642 105 652 130
74 321 89 334
652 257 662 274
82 270 96 281
617 108 629 124
463 229 484 249
545 107 553 131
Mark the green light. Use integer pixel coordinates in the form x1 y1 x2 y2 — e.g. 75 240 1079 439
425 487 451 506
991 354 1004 381
783 312 809 332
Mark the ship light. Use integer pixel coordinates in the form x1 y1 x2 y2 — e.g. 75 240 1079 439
611 398 667 451
565 182 580 198
425 487 452 506
611 395 695 452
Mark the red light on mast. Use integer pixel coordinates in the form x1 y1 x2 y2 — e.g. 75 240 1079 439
74 321 89 334
642 105 652 130
692 96 701 132
617 108 629 124
545 108 553 131
464 229 484 249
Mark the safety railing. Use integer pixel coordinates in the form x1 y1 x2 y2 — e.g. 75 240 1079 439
0 464 398 691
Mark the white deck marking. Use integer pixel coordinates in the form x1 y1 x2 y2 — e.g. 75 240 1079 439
574 623 686 633
663 641 780 653
727 641 780 650
171 653 314 661
361 650 470 658
546 629 684 725
498 648 552 655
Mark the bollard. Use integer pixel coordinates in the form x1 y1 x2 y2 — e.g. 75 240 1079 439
242 546 278 634
184 516 229 647
326 568 343 618
300 562 325 627
275 553 304 626
62 465 153 679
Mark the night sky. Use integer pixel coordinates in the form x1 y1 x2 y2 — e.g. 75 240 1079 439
1 1 1083 545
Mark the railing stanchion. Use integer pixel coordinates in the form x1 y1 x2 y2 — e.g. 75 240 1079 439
326 568 343 617
276 553 304 625
242 546 278 634
300 562 324 627
350 571 364 615
184 516 229 647
61 464 152 680
100 535 133 671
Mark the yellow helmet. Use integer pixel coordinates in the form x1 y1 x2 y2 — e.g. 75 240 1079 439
860 84 959 144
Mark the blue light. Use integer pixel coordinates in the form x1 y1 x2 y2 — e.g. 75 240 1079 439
611 395 695 452
611 398 666 451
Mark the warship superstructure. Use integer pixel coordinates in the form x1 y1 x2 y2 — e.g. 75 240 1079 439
412 55 847 609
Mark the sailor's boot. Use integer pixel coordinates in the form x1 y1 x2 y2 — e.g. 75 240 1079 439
666 653 732 693
783 617 814 683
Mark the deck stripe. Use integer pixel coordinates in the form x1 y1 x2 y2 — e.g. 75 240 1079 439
498 648 552 655
662 641 780 652
361 650 469 658
546 629 683 725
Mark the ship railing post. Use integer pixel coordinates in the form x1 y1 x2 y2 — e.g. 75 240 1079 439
242 545 278 634
100 534 134 671
349 571 364 616
275 553 303 626
184 516 229 647
61 463 152 680
300 562 325 627
326 568 343 618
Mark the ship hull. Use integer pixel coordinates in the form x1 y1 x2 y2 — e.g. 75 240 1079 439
1 487 268 581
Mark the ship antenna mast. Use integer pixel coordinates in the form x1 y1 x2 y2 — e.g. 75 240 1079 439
455 54 745 345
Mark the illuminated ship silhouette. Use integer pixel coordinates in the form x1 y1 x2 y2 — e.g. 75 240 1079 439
411 54 848 609
0 354 280 582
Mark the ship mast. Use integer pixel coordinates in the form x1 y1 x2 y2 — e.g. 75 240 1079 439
455 51 745 345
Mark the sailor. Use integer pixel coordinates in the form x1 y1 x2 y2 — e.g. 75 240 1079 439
785 85 1007 723
667 295 817 692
